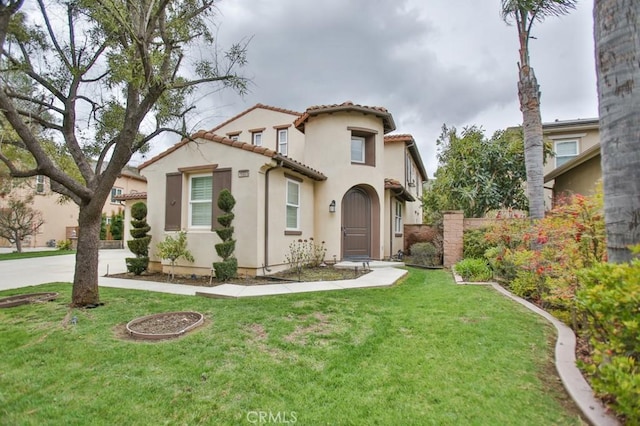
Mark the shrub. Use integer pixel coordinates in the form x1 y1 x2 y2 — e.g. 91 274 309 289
454 258 492 282
463 228 491 259
110 210 124 240
156 231 194 281
409 242 439 266
577 256 640 424
99 214 107 240
126 202 150 275
213 189 237 281
56 239 72 250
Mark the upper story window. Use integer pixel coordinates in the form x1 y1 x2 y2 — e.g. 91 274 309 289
278 129 288 156
35 175 45 194
226 131 241 141
348 127 376 166
111 187 123 204
189 174 212 228
555 140 579 167
249 128 266 147
286 179 300 230
230 135 239 141
405 153 416 188
351 136 365 163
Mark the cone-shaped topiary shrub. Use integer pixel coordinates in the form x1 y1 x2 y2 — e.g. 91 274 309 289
126 202 151 275
213 189 237 281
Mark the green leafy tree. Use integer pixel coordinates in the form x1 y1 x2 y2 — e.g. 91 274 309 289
126 202 151 275
595 0 640 263
99 214 107 240
0 194 44 252
213 189 237 281
0 1 248 306
501 0 577 219
423 125 529 220
156 231 194 281
109 210 124 241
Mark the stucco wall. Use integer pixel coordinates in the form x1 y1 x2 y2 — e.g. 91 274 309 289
553 156 602 198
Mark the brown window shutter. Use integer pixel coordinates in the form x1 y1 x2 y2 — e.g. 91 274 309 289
165 173 182 231
211 168 232 231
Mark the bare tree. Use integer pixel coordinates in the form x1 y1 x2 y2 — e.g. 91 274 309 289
501 0 577 219
0 195 44 252
0 1 248 306
595 0 640 263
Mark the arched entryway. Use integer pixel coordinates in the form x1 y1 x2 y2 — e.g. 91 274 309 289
341 186 379 259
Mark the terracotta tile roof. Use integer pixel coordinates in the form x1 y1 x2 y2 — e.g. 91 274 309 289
208 103 303 134
294 101 396 134
139 130 326 181
384 178 415 202
113 191 147 201
139 104 302 170
384 134 414 144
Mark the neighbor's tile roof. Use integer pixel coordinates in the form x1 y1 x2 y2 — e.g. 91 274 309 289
294 101 396 134
113 191 147 201
139 130 326 181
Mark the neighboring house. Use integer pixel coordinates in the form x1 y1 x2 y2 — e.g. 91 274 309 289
138 102 428 276
0 165 147 248
543 118 601 207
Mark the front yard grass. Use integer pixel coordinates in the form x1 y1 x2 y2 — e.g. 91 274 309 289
0 269 583 425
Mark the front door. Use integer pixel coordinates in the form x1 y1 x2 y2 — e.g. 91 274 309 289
342 187 371 259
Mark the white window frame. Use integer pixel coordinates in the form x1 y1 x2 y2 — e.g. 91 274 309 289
286 179 300 230
394 201 403 234
554 140 579 168
351 136 365 163
230 135 239 141
188 174 212 229
278 129 288 156
252 131 263 147
35 175 45 194
111 187 123 204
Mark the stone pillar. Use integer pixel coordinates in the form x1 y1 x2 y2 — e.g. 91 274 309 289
443 211 464 267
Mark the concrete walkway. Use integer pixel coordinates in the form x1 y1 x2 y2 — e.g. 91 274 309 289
453 272 620 426
0 249 407 297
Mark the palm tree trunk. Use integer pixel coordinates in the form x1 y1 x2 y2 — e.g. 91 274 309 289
518 65 545 220
595 0 640 263
71 203 102 306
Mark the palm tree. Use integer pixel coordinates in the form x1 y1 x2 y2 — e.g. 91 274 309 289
595 0 640 263
501 0 577 219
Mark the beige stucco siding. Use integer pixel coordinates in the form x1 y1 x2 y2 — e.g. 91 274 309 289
214 109 305 160
303 112 386 259
553 156 602 198
543 128 600 175
103 175 147 218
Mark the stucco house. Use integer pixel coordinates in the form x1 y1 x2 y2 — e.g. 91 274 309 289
0 165 147 248
543 118 601 206
138 102 428 276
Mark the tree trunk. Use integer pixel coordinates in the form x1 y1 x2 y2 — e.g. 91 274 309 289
518 65 546 220
71 203 102 306
15 236 22 253
595 0 640 263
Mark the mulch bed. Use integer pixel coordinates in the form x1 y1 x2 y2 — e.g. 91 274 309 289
125 311 204 340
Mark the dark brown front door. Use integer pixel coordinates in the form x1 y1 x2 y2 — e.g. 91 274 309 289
342 187 371 259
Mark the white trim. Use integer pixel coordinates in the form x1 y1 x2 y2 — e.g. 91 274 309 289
278 129 288 156
351 136 365 163
554 139 579 168
285 179 300 230
188 173 212 229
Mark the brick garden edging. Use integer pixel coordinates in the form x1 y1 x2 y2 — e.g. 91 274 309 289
453 272 620 426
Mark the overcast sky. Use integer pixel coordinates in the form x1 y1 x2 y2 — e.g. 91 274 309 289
150 0 598 177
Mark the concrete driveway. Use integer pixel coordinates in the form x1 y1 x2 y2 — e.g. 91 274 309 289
0 249 130 291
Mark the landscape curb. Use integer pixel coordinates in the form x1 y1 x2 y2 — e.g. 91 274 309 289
453 272 619 426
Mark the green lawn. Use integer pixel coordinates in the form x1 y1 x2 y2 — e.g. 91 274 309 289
0 269 582 425
0 250 75 261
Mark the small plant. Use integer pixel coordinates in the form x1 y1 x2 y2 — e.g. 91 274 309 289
409 242 439 266
56 239 72 250
463 227 491 259
454 258 492 282
306 238 327 267
285 239 308 281
156 231 194 281
213 189 237 281
125 202 151 275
